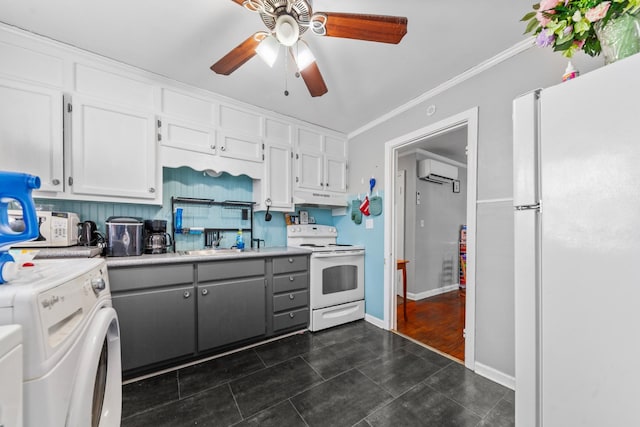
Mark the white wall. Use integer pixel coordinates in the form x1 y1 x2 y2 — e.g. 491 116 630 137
347 46 601 378
414 167 467 296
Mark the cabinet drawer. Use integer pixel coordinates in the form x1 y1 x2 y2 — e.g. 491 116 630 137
273 290 308 313
272 255 308 274
273 271 308 293
109 264 193 292
273 308 309 332
198 258 264 282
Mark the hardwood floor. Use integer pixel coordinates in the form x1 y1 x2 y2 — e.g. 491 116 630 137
395 290 465 361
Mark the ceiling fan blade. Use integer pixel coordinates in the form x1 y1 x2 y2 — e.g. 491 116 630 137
319 12 408 44
210 33 261 75
300 62 328 97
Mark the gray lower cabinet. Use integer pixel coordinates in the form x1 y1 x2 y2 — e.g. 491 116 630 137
270 255 310 333
109 254 309 374
197 277 266 351
109 264 195 371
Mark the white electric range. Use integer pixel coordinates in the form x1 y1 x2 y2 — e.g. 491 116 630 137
287 224 365 331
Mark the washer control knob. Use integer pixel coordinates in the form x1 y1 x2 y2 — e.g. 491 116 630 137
91 277 106 293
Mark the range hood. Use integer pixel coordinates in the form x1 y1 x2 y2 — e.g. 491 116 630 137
418 159 458 184
293 189 348 207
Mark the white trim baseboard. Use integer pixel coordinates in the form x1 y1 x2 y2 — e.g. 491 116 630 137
474 361 515 390
365 314 385 329
405 284 460 301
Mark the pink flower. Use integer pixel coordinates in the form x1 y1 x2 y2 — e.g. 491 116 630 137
536 0 562 26
573 39 585 49
585 2 611 22
539 0 562 11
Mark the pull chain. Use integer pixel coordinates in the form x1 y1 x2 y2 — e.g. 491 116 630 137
284 46 289 96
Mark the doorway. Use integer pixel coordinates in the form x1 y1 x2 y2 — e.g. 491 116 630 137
383 108 478 370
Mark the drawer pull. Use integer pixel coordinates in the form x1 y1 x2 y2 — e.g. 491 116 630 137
289 312 295 318
288 257 294 263
183 291 191 298
289 275 294 281
201 289 208 296
289 294 295 300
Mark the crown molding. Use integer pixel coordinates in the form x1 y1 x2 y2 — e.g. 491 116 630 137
348 38 535 139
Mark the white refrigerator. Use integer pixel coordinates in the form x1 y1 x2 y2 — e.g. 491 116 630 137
513 53 640 427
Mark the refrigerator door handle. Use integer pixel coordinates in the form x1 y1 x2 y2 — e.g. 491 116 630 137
515 203 540 211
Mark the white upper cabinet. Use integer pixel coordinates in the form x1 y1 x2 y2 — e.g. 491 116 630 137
295 127 348 194
254 118 293 212
69 96 158 201
0 79 64 193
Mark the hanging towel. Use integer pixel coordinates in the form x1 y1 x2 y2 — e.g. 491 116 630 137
359 196 371 216
351 199 362 224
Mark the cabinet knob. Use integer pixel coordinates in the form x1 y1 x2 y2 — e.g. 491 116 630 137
289 275 294 281
289 293 295 300
210 144 216 150
325 183 329 187
320 182 324 187
288 258 294 263
289 312 295 318
52 179 61 186
220 146 226 151
148 187 156 193
201 289 208 296
183 291 191 298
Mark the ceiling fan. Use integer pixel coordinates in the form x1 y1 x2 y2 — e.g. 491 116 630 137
211 0 408 97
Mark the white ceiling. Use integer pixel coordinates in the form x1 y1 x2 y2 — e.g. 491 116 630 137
0 0 532 135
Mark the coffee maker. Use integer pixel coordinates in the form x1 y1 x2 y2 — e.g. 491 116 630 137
143 220 172 254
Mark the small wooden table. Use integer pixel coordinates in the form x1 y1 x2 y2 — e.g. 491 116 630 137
397 259 409 321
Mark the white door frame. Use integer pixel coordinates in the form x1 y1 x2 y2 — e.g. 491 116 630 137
383 107 478 370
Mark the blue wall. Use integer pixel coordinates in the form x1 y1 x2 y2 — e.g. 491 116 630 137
38 167 334 251
333 192 385 320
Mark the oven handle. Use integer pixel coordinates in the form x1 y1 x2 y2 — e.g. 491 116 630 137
312 250 365 258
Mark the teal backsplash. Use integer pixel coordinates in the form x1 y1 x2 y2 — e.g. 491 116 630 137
37 167 336 251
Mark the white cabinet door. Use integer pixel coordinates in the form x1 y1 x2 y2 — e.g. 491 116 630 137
160 117 216 155
325 155 347 192
0 80 64 192
70 97 158 201
219 131 263 163
296 150 324 191
264 142 293 211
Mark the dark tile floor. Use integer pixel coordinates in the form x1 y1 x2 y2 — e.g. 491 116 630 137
121 321 514 427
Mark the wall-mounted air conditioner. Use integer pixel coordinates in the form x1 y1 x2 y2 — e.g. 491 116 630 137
418 159 458 184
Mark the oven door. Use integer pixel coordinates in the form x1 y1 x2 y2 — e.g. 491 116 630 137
310 250 364 309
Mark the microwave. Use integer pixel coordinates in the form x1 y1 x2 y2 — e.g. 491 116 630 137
8 210 80 247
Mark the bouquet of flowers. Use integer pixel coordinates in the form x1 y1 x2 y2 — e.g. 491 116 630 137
522 0 640 57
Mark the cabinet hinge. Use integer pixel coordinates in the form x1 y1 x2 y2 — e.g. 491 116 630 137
67 103 72 113
157 133 162 142
262 143 265 150
296 176 299 183
68 176 73 186
295 153 299 159
157 119 162 128
262 153 264 161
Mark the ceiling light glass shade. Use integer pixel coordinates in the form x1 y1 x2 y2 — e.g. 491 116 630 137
275 14 300 46
293 41 316 71
255 35 280 67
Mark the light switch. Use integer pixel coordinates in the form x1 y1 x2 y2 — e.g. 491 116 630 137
365 219 374 229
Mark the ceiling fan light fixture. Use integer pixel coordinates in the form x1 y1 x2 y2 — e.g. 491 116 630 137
275 14 300 46
255 34 280 67
292 40 315 71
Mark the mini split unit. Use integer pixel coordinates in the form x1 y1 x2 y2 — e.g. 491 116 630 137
418 159 458 184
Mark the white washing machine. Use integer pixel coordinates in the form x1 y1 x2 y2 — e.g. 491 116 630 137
0 258 121 427
0 324 23 427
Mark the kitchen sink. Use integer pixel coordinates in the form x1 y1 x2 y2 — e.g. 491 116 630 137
179 248 245 256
